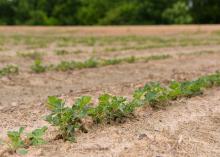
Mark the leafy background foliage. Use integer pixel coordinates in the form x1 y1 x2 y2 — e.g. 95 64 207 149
0 0 219 25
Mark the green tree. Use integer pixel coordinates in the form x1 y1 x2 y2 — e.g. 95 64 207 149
0 0 16 24
52 0 80 25
76 0 117 25
0 0 220 25
162 1 193 24
190 0 220 24
99 2 140 25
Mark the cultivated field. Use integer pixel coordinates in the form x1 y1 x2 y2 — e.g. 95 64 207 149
0 25 220 157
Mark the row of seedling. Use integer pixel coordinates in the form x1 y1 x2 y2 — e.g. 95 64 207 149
16 50 83 60
45 72 220 142
2 72 220 155
31 54 171 73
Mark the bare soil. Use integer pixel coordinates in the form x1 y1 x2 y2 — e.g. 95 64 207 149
1 25 220 36
0 26 220 157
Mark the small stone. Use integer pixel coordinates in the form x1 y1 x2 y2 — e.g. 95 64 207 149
138 133 147 140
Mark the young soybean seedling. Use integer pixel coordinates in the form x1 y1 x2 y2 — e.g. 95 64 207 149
83 58 98 68
27 126 48 146
3 127 48 156
46 96 91 142
0 65 19 77
88 94 135 123
168 81 183 99
180 81 203 97
7 127 28 155
137 82 170 109
31 60 47 73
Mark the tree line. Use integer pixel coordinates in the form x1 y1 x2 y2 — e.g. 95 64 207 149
0 0 219 25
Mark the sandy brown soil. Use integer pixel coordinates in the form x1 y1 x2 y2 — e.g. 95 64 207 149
0 26 220 157
1 25 220 36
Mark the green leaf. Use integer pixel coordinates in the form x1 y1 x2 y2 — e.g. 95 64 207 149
47 96 64 111
98 94 111 105
28 126 48 146
7 127 25 149
75 96 91 108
